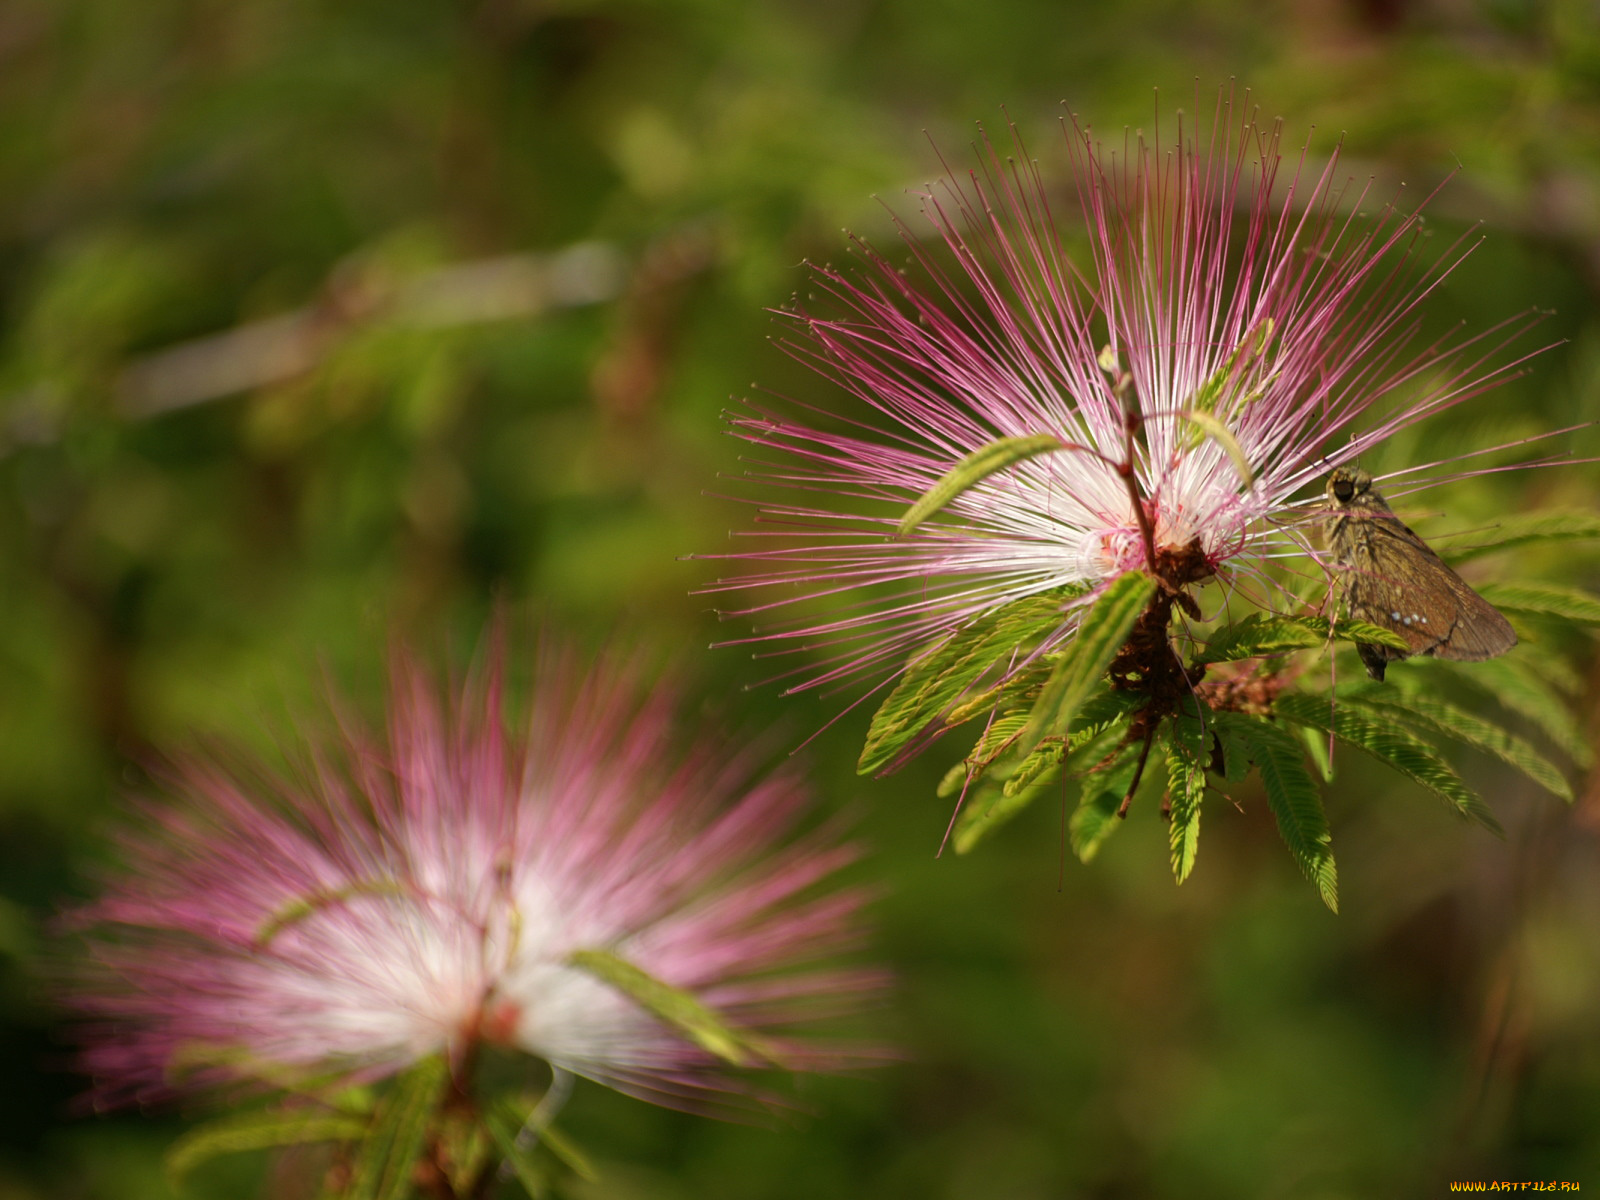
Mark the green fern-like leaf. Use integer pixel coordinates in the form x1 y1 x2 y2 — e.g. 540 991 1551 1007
1198 614 1325 663
1340 688 1572 801
1068 746 1142 865
944 656 1054 725
1273 692 1501 834
1186 315 1275 416
941 683 1139 806
1223 713 1338 911
936 759 973 800
1179 409 1254 489
1476 582 1600 627
1402 655 1593 768
961 712 1032 772
347 1056 451 1200
954 723 1128 854
1007 571 1154 766
1210 718 1253 784
1002 739 1061 798
1198 614 1408 664
897 432 1067 535
951 773 1055 855
859 587 1083 775
936 711 1033 799
164 1046 374 1114
1438 510 1600 564
1165 713 1208 884
1519 645 1586 697
1297 723 1335 782
568 949 778 1067
165 1108 368 1195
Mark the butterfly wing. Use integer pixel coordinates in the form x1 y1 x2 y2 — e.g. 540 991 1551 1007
1431 569 1518 661
1339 513 1516 662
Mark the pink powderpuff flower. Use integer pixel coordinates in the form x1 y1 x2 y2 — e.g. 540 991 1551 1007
706 89 1546 700
63 640 878 1115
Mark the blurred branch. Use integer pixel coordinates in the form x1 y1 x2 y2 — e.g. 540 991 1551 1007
115 241 629 419
0 240 633 455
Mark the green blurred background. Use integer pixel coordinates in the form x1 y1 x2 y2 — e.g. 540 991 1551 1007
3 0 1600 1196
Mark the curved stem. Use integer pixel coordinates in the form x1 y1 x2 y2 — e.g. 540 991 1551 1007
1116 408 1159 572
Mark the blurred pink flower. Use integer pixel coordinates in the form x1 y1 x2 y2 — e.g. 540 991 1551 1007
707 91 1543 695
66 642 876 1113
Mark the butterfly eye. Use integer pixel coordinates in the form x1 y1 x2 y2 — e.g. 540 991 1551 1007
1333 479 1354 502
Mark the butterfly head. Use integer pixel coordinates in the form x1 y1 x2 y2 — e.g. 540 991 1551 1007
1327 466 1374 507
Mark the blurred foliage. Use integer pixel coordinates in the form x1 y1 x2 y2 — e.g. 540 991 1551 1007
2 0 1600 1197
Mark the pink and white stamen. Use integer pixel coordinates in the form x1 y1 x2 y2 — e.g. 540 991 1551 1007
706 90 1543 699
65 641 877 1113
